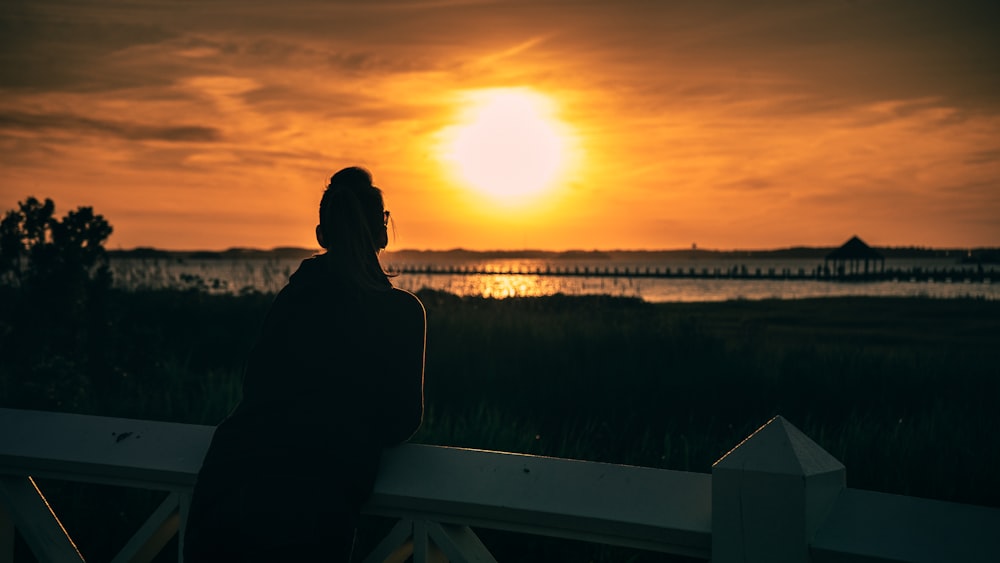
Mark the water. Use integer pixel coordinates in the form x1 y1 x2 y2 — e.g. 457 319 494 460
109 253 998 302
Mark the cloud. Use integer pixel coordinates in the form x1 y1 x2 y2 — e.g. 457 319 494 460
965 150 1000 166
0 111 221 142
2 0 999 249
0 5 177 92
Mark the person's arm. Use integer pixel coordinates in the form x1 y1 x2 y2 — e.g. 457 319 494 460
375 289 426 444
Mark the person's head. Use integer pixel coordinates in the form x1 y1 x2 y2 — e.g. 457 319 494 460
316 166 392 289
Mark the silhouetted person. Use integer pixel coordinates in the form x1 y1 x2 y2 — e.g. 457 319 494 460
184 167 426 562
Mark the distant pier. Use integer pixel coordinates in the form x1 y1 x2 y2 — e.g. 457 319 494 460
385 264 995 283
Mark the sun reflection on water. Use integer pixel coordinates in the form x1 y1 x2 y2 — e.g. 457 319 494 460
392 272 644 300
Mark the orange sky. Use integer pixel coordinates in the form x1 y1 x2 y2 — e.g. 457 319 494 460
2 1 999 251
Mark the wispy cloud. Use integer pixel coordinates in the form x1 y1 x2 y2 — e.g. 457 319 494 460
0 111 221 142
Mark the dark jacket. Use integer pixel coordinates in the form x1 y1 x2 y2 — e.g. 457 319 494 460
185 255 425 558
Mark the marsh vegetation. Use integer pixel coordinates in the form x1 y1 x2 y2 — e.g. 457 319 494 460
2 283 997 561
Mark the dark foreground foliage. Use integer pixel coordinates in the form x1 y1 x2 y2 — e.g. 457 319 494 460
1 287 998 562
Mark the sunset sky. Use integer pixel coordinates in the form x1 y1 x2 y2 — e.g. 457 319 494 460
2 0 998 251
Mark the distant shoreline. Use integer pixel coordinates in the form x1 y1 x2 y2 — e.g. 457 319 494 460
108 246 1000 262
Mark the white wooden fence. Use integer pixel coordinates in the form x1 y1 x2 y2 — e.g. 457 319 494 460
1 407 997 562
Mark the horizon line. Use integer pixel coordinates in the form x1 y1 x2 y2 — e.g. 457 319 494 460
106 244 998 254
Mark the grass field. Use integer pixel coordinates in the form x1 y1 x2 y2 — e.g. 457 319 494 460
1 287 997 561
412 292 999 504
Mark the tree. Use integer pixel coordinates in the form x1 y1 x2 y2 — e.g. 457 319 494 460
0 196 113 289
0 197 115 411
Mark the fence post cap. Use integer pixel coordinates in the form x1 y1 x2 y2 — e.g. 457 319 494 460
712 415 844 476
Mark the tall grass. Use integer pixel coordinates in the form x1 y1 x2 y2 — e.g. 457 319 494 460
408 291 999 509
1 288 997 561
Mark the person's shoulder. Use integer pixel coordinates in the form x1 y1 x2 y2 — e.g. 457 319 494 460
386 287 426 316
375 288 425 334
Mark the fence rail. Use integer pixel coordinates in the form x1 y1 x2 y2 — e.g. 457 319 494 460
1 407 997 562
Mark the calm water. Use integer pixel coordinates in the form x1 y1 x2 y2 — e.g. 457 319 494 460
109 255 997 302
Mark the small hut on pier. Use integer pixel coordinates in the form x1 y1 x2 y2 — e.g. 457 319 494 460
825 236 884 276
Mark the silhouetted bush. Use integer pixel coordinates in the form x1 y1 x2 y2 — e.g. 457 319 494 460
0 196 114 410
0 196 112 289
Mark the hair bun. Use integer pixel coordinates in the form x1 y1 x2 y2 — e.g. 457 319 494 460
329 166 373 192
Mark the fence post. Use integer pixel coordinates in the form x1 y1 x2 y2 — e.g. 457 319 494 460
711 416 845 563
0 495 12 562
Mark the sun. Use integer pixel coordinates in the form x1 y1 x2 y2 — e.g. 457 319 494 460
440 88 575 205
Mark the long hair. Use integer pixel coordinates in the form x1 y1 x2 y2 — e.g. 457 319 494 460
318 167 392 291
